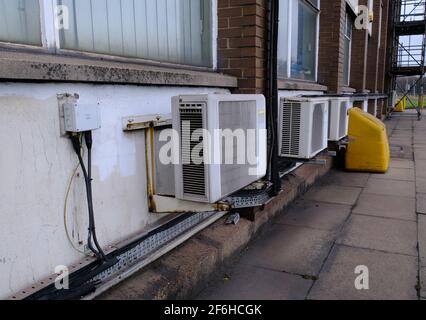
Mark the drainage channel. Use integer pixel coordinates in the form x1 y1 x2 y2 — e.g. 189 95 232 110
11 162 306 300
16 211 225 300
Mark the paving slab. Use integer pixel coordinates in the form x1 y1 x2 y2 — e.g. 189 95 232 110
420 267 426 299
390 138 412 147
391 133 413 140
308 245 418 300
238 224 335 276
363 177 416 198
337 215 418 256
198 264 312 300
390 144 414 160
417 178 426 194
277 200 352 232
303 185 362 206
392 124 412 131
414 142 426 148
415 162 426 179
320 171 370 188
418 193 426 215
371 167 415 182
418 215 426 267
415 148 426 160
353 193 416 221
389 159 415 169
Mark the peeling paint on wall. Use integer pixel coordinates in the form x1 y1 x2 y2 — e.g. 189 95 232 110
0 82 229 298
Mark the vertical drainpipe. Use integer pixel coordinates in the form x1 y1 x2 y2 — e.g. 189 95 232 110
267 0 282 195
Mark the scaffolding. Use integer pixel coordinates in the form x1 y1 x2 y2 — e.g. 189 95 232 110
389 0 426 119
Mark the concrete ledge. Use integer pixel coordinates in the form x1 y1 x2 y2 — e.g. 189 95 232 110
278 79 328 92
0 51 238 88
98 155 333 300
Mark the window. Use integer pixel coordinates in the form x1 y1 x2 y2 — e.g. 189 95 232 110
58 0 212 67
343 13 353 86
278 0 319 81
0 0 214 68
0 0 42 45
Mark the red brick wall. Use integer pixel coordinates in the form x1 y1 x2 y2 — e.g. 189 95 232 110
350 0 369 92
318 0 346 93
366 0 384 92
377 0 389 93
217 0 390 96
217 0 268 94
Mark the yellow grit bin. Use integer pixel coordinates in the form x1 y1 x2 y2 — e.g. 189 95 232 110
345 108 390 173
394 96 406 112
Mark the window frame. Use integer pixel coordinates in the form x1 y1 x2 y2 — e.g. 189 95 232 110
0 0 218 72
278 0 320 82
343 12 353 86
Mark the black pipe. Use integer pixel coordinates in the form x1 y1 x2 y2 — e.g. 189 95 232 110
267 0 282 195
84 131 107 262
71 133 106 262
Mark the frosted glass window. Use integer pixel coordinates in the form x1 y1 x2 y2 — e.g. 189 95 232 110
291 0 317 81
58 0 213 67
278 0 319 81
0 0 42 45
343 13 353 86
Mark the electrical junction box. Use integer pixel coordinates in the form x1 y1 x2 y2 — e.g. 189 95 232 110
63 102 101 133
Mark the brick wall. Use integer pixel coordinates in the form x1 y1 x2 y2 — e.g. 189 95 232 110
217 0 390 96
366 0 384 92
367 99 376 115
377 0 389 93
318 0 346 93
217 0 268 94
350 0 369 92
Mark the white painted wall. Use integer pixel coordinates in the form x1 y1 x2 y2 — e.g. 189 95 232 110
0 82 229 298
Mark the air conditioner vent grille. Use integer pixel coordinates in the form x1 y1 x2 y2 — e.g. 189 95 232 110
280 102 301 156
179 105 206 197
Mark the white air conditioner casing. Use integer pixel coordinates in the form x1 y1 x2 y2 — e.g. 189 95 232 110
278 96 329 159
390 90 397 109
172 94 267 203
328 97 351 141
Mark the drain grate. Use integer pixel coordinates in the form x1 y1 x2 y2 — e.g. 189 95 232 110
22 211 220 300
93 211 217 283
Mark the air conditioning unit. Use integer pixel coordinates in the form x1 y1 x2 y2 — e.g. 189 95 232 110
172 94 267 203
278 96 329 159
328 97 351 142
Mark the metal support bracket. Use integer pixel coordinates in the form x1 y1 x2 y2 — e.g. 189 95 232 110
122 114 172 131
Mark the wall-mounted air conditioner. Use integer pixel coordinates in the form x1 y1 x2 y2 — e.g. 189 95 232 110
278 96 329 159
328 97 351 142
172 94 267 203
390 90 397 110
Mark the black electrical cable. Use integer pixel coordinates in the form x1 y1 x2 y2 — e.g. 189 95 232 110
71 133 106 262
84 131 107 261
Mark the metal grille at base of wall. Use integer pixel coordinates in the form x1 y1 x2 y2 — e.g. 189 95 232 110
25 211 218 300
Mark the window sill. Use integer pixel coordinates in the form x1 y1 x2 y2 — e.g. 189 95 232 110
341 86 356 93
0 51 238 88
278 79 328 92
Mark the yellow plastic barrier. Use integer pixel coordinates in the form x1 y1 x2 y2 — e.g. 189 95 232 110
345 108 390 173
394 96 406 112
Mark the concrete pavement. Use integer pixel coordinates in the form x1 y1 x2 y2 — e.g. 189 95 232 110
198 113 426 300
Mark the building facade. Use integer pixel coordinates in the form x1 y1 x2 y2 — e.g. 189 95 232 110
0 0 391 298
